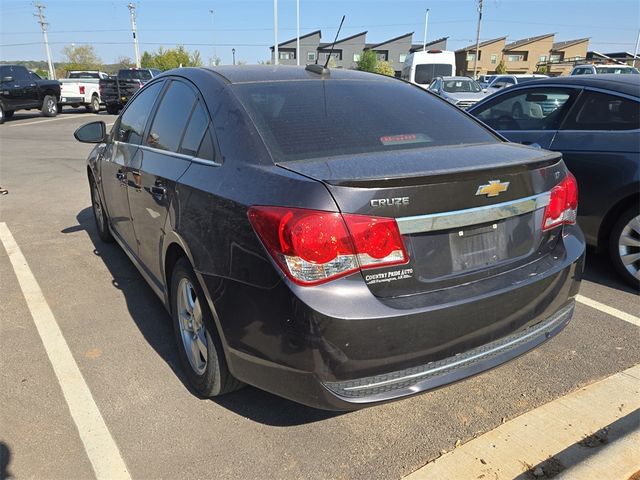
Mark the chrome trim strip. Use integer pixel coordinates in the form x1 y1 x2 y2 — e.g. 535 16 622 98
341 303 573 392
396 192 550 234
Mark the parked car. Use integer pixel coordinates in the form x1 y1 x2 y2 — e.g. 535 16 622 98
478 74 495 88
59 70 109 113
74 66 584 410
570 64 639 75
485 74 549 93
401 49 457 87
99 68 161 114
428 76 489 109
0 64 61 123
469 74 639 287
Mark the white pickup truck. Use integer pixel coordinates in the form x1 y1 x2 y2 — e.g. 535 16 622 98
59 71 109 113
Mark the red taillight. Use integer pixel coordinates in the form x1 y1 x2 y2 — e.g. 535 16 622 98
542 173 578 231
79 86 85 94
248 206 408 285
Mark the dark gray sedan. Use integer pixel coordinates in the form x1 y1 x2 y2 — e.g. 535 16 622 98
469 75 640 288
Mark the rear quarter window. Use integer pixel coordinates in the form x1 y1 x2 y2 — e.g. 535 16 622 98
232 79 497 162
562 91 640 131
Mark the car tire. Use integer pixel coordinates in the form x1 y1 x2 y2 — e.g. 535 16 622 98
170 257 243 398
41 95 58 117
0 104 4 124
609 207 640 289
89 175 114 243
5 110 14 119
88 95 100 113
106 104 119 115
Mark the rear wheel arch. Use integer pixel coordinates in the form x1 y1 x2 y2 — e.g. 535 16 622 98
598 193 640 249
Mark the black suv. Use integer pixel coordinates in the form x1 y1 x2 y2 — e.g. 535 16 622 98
75 66 585 410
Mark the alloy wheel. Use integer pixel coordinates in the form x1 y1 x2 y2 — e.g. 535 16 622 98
618 214 640 281
177 277 208 375
47 98 56 115
92 181 104 232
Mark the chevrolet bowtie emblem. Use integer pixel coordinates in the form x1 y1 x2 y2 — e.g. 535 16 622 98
476 180 510 197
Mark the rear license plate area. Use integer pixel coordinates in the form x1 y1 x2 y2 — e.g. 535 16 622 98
449 222 507 272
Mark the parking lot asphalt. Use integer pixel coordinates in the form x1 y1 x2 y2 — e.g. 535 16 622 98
1 111 639 480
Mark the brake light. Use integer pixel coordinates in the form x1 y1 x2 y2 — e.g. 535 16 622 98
248 206 408 285
79 86 85 94
542 173 578 231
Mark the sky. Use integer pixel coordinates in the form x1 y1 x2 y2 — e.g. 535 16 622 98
1 0 639 66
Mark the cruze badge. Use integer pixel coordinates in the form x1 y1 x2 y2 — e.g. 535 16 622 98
476 180 510 198
370 197 410 207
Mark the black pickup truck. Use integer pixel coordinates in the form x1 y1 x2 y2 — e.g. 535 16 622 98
99 68 161 114
0 65 61 124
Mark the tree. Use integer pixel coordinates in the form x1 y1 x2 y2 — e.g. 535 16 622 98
210 56 222 66
495 60 507 74
537 65 548 74
357 50 377 73
140 46 203 70
62 44 102 71
116 56 135 69
375 60 395 76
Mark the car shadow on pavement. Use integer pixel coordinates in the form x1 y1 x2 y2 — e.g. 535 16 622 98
583 247 637 294
0 441 12 480
67 207 341 426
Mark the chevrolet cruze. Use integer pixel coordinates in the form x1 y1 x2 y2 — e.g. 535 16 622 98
74 66 585 410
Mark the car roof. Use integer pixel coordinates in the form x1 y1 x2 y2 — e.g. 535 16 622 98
440 76 475 81
196 65 398 84
516 74 640 97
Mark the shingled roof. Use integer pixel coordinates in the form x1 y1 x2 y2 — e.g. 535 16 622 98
456 37 507 53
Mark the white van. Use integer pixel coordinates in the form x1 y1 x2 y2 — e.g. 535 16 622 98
401 50 456 88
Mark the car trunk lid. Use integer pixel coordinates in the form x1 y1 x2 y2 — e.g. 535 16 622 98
279 143 566 298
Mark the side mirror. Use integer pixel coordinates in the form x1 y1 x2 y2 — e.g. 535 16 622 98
2 76 13 83
74 121 106 143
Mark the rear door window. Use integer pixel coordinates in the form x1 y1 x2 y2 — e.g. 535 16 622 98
233 79 497 162
561 91 640 131
472 87 577 131
146 80 197 153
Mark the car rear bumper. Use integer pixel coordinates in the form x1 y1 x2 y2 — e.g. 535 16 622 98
205 226 585 410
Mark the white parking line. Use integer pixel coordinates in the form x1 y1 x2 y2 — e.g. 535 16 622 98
0 223 131 480
576 294 640 327
405 364 640 480
8 113 92 127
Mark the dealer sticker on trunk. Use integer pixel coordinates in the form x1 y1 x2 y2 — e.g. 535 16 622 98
365 268 414 284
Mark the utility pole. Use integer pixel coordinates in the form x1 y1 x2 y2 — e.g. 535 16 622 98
274 0 279 65
473 0 483 79
128 3 141 68
633 29 640 68
34 2 55 79
210 9 216 66
422 9 429 51
296 0 300 65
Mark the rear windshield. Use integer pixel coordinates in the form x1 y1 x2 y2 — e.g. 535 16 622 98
118 69 152 80
232 79 497 162
69 72 99 79
415 64 453 84
596 66 639 74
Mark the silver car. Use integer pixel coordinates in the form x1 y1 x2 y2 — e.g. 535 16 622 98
428 76 489 109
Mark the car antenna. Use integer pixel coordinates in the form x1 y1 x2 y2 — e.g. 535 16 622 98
306 15 345 76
